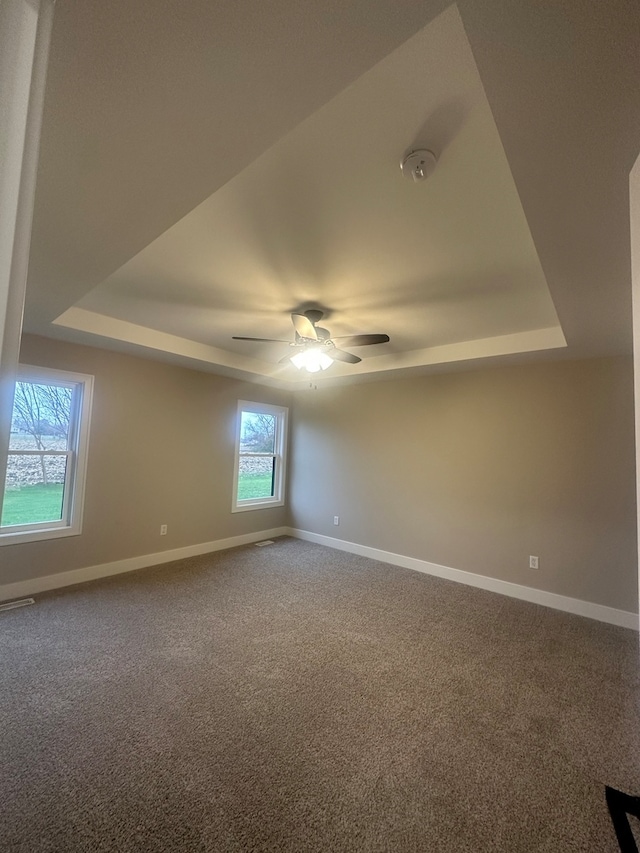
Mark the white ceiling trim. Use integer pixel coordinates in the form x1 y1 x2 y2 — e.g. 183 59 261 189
54 306 566 388
53 307 277 378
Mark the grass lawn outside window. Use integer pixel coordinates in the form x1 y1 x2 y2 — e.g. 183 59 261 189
232 401 288 512
1 483 65 527
0 365 93 545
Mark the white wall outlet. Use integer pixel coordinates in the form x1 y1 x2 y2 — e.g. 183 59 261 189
529 555 539 569
160 524 168 536
333 516 340 526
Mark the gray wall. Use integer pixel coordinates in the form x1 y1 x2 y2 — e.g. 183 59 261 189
4 338 637 615
289 356 638 613
1 335 291 585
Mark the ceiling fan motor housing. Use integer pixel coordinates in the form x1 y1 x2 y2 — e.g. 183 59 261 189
304 309 324 325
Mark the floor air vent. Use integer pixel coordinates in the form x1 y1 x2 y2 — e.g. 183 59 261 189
0 598 35 613
254 540 274 547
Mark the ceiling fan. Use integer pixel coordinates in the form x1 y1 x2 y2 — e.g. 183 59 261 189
232 309 390 373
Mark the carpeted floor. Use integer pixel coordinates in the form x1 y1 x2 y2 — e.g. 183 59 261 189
1 536 639 852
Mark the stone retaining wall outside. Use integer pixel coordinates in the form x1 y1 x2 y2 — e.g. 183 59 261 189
5 437 275 488
5 435 67 488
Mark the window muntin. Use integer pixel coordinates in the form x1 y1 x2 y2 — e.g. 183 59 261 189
0 366 93 544
233 402 287 511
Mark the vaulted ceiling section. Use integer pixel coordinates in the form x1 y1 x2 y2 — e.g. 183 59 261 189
25 0 640 386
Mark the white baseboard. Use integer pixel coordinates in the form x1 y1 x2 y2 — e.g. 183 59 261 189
3 526 637 632
0 527 289 603
287 528 639 631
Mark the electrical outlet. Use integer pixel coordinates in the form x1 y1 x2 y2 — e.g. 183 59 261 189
529 555 539 569
160 524 168 536
333 516 340 526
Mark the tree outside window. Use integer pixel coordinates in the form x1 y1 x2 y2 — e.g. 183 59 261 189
233 402 287 511
1 366 93 543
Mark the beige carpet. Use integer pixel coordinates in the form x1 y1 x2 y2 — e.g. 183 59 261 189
1 536 639 852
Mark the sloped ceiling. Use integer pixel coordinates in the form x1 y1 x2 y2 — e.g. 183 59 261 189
24 0 640 387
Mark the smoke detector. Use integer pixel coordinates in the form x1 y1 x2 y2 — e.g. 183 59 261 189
400 149 437 182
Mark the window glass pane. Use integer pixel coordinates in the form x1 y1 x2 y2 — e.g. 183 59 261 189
1 453 67 527
9 382 74 451
239 412 276 454
237 455 275 501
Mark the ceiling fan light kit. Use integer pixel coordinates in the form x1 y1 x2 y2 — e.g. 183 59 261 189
232 310 390 374
290 348 333 372
400 148 437 182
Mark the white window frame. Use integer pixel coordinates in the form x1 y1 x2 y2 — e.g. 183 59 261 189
0 365 94 545
232 400 288 512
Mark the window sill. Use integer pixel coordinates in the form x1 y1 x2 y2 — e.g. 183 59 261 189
0 524 81 546
232 498 285 513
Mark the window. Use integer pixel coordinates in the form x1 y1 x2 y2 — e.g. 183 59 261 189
0 365 93 544
232 401 288 512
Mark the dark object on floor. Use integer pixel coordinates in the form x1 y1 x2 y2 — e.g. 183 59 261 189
607 786 640 852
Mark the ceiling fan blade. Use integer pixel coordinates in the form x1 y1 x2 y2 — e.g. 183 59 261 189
232 336 290 343
291 313 318 340
330 334 390 347
330 348 362 364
